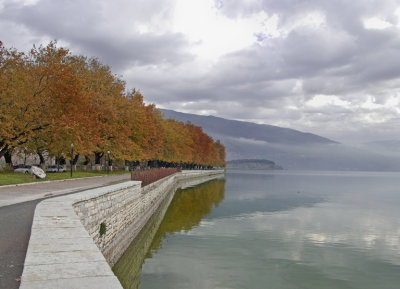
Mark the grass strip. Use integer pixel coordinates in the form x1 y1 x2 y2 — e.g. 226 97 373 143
0 170 129 186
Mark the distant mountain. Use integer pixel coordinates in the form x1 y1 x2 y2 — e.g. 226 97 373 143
160 109 337 145
227 159 283 170
160 109 400 171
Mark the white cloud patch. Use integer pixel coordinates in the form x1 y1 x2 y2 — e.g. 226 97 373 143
363 17 393 30
306 94 351 108
171 0 279 60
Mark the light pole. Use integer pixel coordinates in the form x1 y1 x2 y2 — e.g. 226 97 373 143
107 151 110 173
70 143 74 178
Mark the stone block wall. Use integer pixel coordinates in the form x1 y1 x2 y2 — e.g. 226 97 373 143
73 183 142 264
72 170 224 266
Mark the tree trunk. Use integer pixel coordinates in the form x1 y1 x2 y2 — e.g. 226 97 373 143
73 154 79 165
72 154 79 171
83 155 90 166
94 152 104 165
4 149 13 171
82 155 90 171
37 150 46 169
94 152 104 171
0 143 8 159
56 157 66 165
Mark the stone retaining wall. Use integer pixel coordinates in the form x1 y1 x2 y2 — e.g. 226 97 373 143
20 170 224 289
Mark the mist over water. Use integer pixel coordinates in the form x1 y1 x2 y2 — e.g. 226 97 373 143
115 170 400 289
221 137 400 171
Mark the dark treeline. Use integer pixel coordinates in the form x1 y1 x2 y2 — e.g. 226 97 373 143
0 41 226 169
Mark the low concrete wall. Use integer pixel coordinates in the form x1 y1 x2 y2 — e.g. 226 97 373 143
20 170 224 289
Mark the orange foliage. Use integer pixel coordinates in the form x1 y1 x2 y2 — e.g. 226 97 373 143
0 42 226 168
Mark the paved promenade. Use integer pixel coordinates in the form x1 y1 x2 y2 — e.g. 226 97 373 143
0 174 131 289
0 174 131 208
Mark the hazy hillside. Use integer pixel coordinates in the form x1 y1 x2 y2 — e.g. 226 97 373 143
160 109 400 171
161 109 337 145
227 159 283 170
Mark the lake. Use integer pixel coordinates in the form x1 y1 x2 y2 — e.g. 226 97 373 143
113 170 400 289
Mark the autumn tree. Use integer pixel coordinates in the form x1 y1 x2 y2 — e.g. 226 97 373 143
160 119 194 164
72 57 134 168
26 44 95 164
0 42 53 168
126 91 164 164
1 41 226 170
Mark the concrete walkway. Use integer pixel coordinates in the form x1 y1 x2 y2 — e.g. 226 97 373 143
0 174 131 208
0 174 131 289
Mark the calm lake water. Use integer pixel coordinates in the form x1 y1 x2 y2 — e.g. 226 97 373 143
113 170 400 289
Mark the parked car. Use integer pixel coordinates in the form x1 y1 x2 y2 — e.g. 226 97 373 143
46 165 66 173
14 165 32 174
13 164 25 169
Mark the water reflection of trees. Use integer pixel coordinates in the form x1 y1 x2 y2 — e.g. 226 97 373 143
149 178 226 254
113 178 225 289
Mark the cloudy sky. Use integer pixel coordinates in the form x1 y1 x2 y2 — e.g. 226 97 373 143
1 0 400 144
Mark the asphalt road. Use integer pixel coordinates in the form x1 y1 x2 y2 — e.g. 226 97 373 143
0 199 38 289
0 174 131 289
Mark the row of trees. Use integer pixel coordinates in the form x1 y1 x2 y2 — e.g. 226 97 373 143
0 41 226 169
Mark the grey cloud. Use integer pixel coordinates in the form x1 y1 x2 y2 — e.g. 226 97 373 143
301 76 354 96
355 47 400 83
202 1 400 112
220 0 397 29
70 33 192 70
209 29 357 91
280 28 357 77
0 0 191 69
